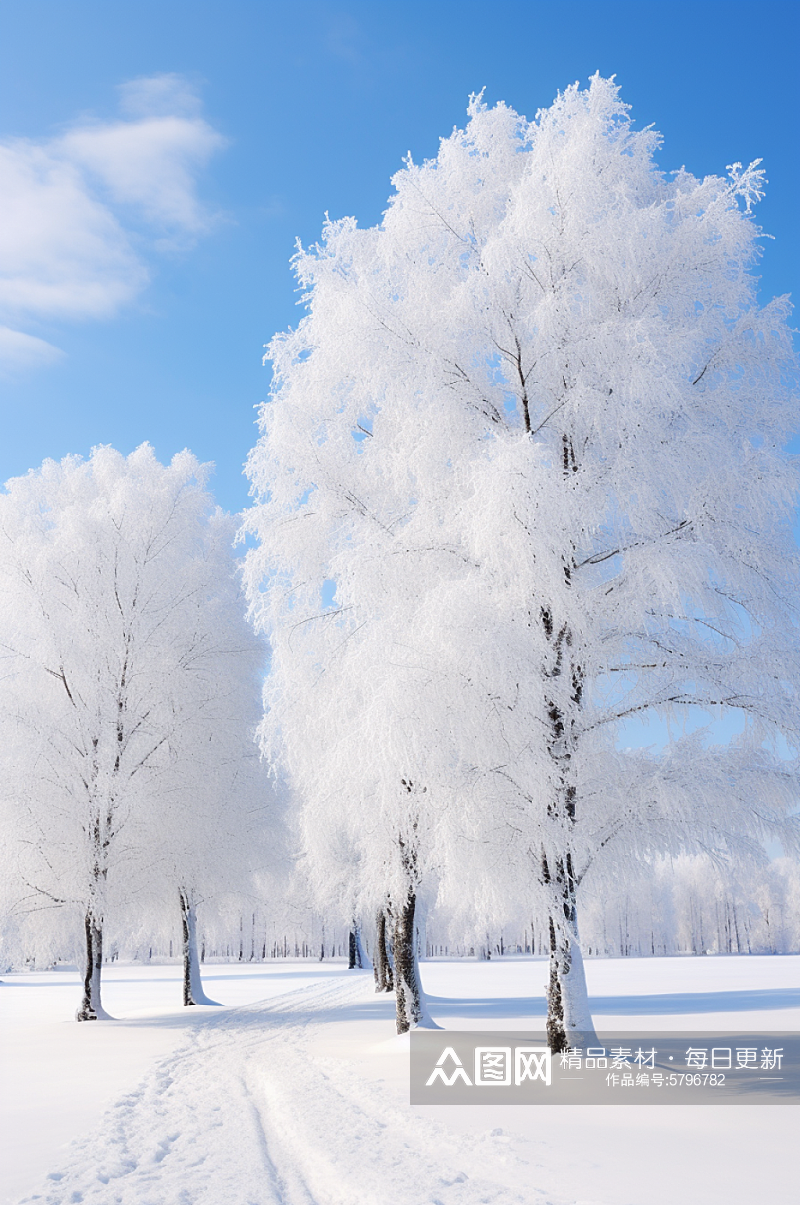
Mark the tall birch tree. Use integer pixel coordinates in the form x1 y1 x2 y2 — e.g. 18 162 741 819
243 77 799 1044
0 444 266 1019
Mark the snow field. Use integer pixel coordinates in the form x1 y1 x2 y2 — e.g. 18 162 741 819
3 956 798 1205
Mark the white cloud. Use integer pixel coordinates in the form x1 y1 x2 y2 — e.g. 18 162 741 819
0 77 226 371
0 326 64 374
62 115 226 233
0 143 145 320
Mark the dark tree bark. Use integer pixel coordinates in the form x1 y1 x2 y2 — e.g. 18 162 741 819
373 907 394 993
546 916 567 1051
180 888 218 1006
76 909 106 1021
393 890 424 1033
391 784 439 1032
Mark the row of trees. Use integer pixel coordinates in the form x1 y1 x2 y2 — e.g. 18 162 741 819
0 445 274 1018
7 853 798 975
426 855 800 960
243 77 800 1045
579 856 800 959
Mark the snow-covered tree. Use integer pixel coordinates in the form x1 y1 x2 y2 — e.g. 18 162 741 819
243 77 799 1044
0 445 268 1019
145 532 272 1007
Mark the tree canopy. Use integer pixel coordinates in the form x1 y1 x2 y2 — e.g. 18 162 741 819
245 76 799 1041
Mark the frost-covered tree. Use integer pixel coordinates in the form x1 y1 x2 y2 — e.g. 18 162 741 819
145 534 271 1008
0 445 267 1019
243 77 799 1044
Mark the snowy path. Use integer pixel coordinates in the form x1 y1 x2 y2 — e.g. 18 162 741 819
18 977 552 1205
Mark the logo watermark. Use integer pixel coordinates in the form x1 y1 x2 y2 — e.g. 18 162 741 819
410 1032 800 1105
425 1044 551 1088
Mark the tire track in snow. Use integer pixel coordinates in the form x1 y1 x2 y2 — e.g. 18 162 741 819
244 980 579 1205
17 977 575 1205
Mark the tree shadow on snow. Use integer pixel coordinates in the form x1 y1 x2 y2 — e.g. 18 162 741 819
585 987 800 1015
422 987 799 1019
103 985 800 1033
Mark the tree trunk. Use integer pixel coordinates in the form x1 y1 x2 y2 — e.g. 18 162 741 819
393 891 438 1033
348 920 371 970
394 891 421 1032
539 538 596 1051
546 913 595 1051
543 858 596 1051
373 908 394 992
354 924 371 970
76 909 108 1021
180 888 218 1006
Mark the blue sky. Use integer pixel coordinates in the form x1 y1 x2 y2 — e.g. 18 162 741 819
1 0 798 514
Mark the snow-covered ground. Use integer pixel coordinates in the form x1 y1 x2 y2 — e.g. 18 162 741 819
2 955 798 1204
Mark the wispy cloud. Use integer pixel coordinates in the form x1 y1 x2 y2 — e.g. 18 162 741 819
118 74 204 120
0 326 64 376
0 75 226 371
